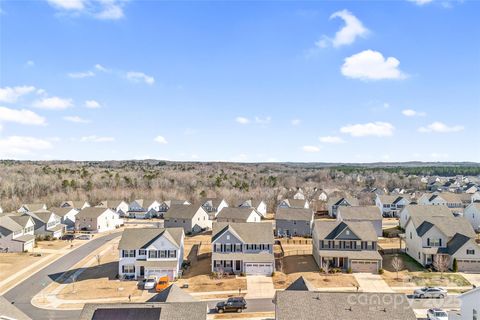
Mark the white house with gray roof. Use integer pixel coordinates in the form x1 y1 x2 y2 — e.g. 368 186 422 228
211 222 275 275
399 205 452 230
337 206 383 237
75 207 123 233
118 227 184 280
312 220 382 273
404 214 480 271
450 287 480 320
24 211 65 238
164 205 210 234
97 200 129 217
201 198 228 218
49 206 79 229
216 207 261 223
128 199 162 219
275 207 314 237
237 199 267 217
17 203 47 214
60 200 90 210
375 194 411 217
464 202 480 232
0 214 35 252
278 198 309 209
327 196 358 218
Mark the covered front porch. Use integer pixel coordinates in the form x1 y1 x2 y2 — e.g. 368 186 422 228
212 259 243 274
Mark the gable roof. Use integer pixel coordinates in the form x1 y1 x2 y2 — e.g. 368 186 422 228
61 201 89 208
164 205 204 220
237 199 264 208
119 228 184 250
8 215 33 228
212 222 274 244
285 276 315 291
313 220 377 241
20 203 46 212
327 196 358 207
274 292 416 320
281 199 308 208
49 207 78 217
26 211 55 223
148 284 195 303
410 215 476 239
444 233 473 255
0 215 23 233
216 207 259 220
377 195 410 205
98 200 127 208
76 207 112 219
135 199 158 208
276 208 313 221
201 198 226 208
402 205 452 219
338 206 382 221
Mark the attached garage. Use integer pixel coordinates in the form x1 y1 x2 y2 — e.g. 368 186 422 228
244 263 273 275
350 260 379 273
456 259 480 272
145 269 175 281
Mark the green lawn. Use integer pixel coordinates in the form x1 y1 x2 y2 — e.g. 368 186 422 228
411 273 471 287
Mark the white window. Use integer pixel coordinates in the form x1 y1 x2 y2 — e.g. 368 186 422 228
467 249 475 255
122 265 135 273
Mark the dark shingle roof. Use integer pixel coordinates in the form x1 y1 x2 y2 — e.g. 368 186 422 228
285 276 315 291
313 220 377 241
148 284 195 303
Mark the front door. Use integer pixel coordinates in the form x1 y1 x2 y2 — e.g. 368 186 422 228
236 260 241 271
140 266 145 277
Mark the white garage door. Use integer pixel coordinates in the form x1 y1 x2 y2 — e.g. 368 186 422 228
457 260 480 272
245 263 273 275
146 269 175 281
351 260 378 273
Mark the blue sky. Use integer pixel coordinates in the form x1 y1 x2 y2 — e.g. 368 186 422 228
0 0 479 162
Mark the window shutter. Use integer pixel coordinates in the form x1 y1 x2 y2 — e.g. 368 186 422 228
427 238 430 246
439 239 442 246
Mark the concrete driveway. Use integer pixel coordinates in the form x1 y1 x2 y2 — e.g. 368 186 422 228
460 273 480 286
245 275 275 299
354 273 394 293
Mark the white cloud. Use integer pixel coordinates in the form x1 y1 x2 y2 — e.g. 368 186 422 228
0 107 46 126
33 96 73 110
317 10 369 48
154 135 168 144
94 64 109 72
25 60 35 68
64 115 90 123
418 121 464 133
0 136 53 157
80 135 115 142
95 1 124 20
85 100 101 108
235 117 250 124
408 0 434 5
126 71 155 85
254 116 271 125
319 136 345 144
402 109 426 117
341 50 407 80
68 70 95 78
340 122 395 137
291 119 301 126
0 86 36 103
302 145 321 153
47 0 85 10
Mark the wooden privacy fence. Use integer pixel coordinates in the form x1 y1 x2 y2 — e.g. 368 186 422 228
282 249 312 257
279 238 312 245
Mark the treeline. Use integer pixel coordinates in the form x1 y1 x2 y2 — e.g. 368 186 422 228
333 166 480 177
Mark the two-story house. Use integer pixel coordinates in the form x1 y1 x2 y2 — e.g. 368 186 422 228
275 207 314 237
128 199 162 219
97 200 130 217
375 194 411 217
24 211 65 238
163 205 211 234
49 207 79 230
404 215 480 272
17 203 47 214
159 200 191 215
60 201 91 210
450 287 480 320
211 222 275 275
278 199 309 209
0 214 35 252
327 197 358 218
201 198 228 218
312 220 382 273
293 188 305 200
118 227 185 280
418 192 472 214
237 199 267 217
75 207 123 233
337 206 383 237
311 188 328 213
464 202 480 232
399 205 452 230
216 207 262 223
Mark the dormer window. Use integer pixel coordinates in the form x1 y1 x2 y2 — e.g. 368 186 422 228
346 230 350 235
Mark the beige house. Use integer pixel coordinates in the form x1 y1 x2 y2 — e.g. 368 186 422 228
75 207 123 233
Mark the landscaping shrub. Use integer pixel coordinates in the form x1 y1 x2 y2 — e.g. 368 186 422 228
452 258 458 273
347 267 352 274
378 268 384 275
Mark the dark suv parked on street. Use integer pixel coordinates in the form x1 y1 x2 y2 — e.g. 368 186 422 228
215 297 247 313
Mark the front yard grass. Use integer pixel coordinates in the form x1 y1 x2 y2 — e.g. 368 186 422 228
0 252 49 283
273 255 358 289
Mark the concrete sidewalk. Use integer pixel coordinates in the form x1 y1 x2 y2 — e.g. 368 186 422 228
460 273 480 286
245 276 275 299
354 273 394 293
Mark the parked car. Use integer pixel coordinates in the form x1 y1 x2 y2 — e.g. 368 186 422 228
76 234 93 240
414 287 447 299
61 234 75 240
155 276 169 292
216 297 247 313
427 308 448 320
143 276 158 290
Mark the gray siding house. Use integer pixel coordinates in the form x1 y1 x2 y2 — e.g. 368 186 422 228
24 211 65 238
0 214 36 252
211 222 275 275
336 206 383 237
275 207 314 237
163 205 211 234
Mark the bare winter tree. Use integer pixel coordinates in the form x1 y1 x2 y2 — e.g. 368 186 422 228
433 254 450 278
321 260 330 276
391 255 404 280
95 254 101 266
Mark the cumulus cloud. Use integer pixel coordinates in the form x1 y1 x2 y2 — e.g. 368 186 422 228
47 0 85 10
302 145 321 153
340 122 395 137
80 135 115 142
33 96 73 110
317 10 369 48
408 0 434 5
319 136 345 144
341 50 407 80
68 70 95 78
95 1 124 20
291 119 301 126
25 60 35 68
0 107 46 126
126 71 155 85
94 64 109 72
64 115 90 123
154 135 168 144
402 109 426 117
46 0 126 20
0 136 53 157
235 117 250 124
0 86 36 103
418 121 464 133
85 100 101 108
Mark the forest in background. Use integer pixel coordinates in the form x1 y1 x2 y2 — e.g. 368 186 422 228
1 160 479 212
